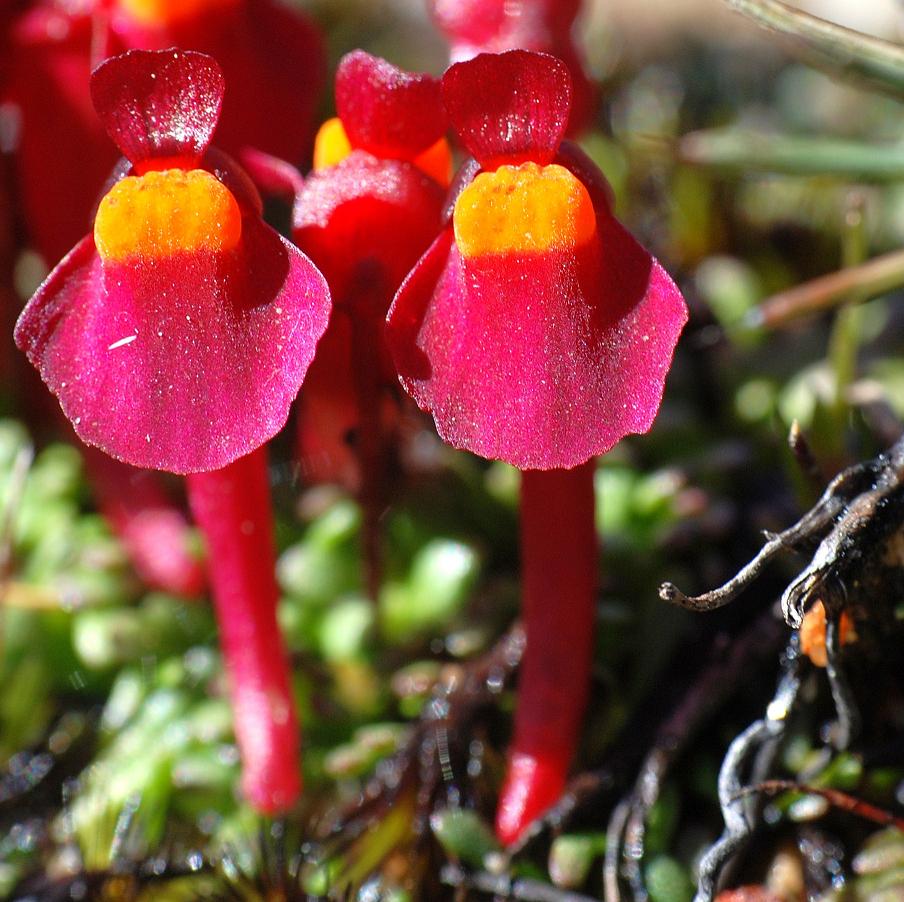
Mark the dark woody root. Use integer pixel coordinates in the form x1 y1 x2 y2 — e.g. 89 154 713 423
653 432 904 901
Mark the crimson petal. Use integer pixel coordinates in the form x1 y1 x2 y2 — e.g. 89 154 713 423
15 223 330 474
387 218 688 470
90 49 224 165
441 50 571 169
335 50 446 159
293 150 445 300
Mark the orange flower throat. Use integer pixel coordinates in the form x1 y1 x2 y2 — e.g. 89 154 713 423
94 169 242 262
453 162 596 258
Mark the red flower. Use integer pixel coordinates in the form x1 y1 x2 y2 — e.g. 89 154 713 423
428 0 596 133
6 0 324 263
388 50 686 472
387 50 687 844
293 51 448 591
5 0 322 592
14 49 331 814
15 49 330 474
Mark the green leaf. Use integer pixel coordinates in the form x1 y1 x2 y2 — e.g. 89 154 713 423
548 833 606 889
430 807 501 868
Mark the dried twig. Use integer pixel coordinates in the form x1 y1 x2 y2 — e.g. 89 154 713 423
658 468 853 613
312 624 527 891
660 433 904 625
742 248 904 331
823 611 860 749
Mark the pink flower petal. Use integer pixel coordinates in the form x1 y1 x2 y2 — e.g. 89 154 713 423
90 49 225 166
335 50 446 159
387 217 688 470
385 227 454 384
15 222 330 474
441 50 571 169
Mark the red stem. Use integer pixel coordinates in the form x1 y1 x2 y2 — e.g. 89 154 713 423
83 447 206 598
186 447 301 814
495 461 597 845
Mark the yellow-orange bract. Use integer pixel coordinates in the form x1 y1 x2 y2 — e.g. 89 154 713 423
313 118 353 171
453 162 596 258
313 117 452 187
115 0 238 26
413 138 452 188
95 169 242 263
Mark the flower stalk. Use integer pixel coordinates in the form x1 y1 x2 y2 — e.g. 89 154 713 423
387 50 687 843
496 461 597 845
14 49 330 815
349 272 393 600
186 447 301 813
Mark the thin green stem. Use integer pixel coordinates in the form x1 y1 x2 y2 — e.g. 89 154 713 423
726 0 904 100
828 192 868 433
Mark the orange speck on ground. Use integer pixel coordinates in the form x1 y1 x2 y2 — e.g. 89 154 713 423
799 600 856 668
453 162 596 258
313 118 353 171
94 169 242 263
116 0 238 26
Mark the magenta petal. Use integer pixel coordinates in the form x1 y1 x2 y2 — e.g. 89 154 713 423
90 49 224 165
335 50 446 159
441 50 571 169
387 219 688 470
15 223 331 474
385 228 454 383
